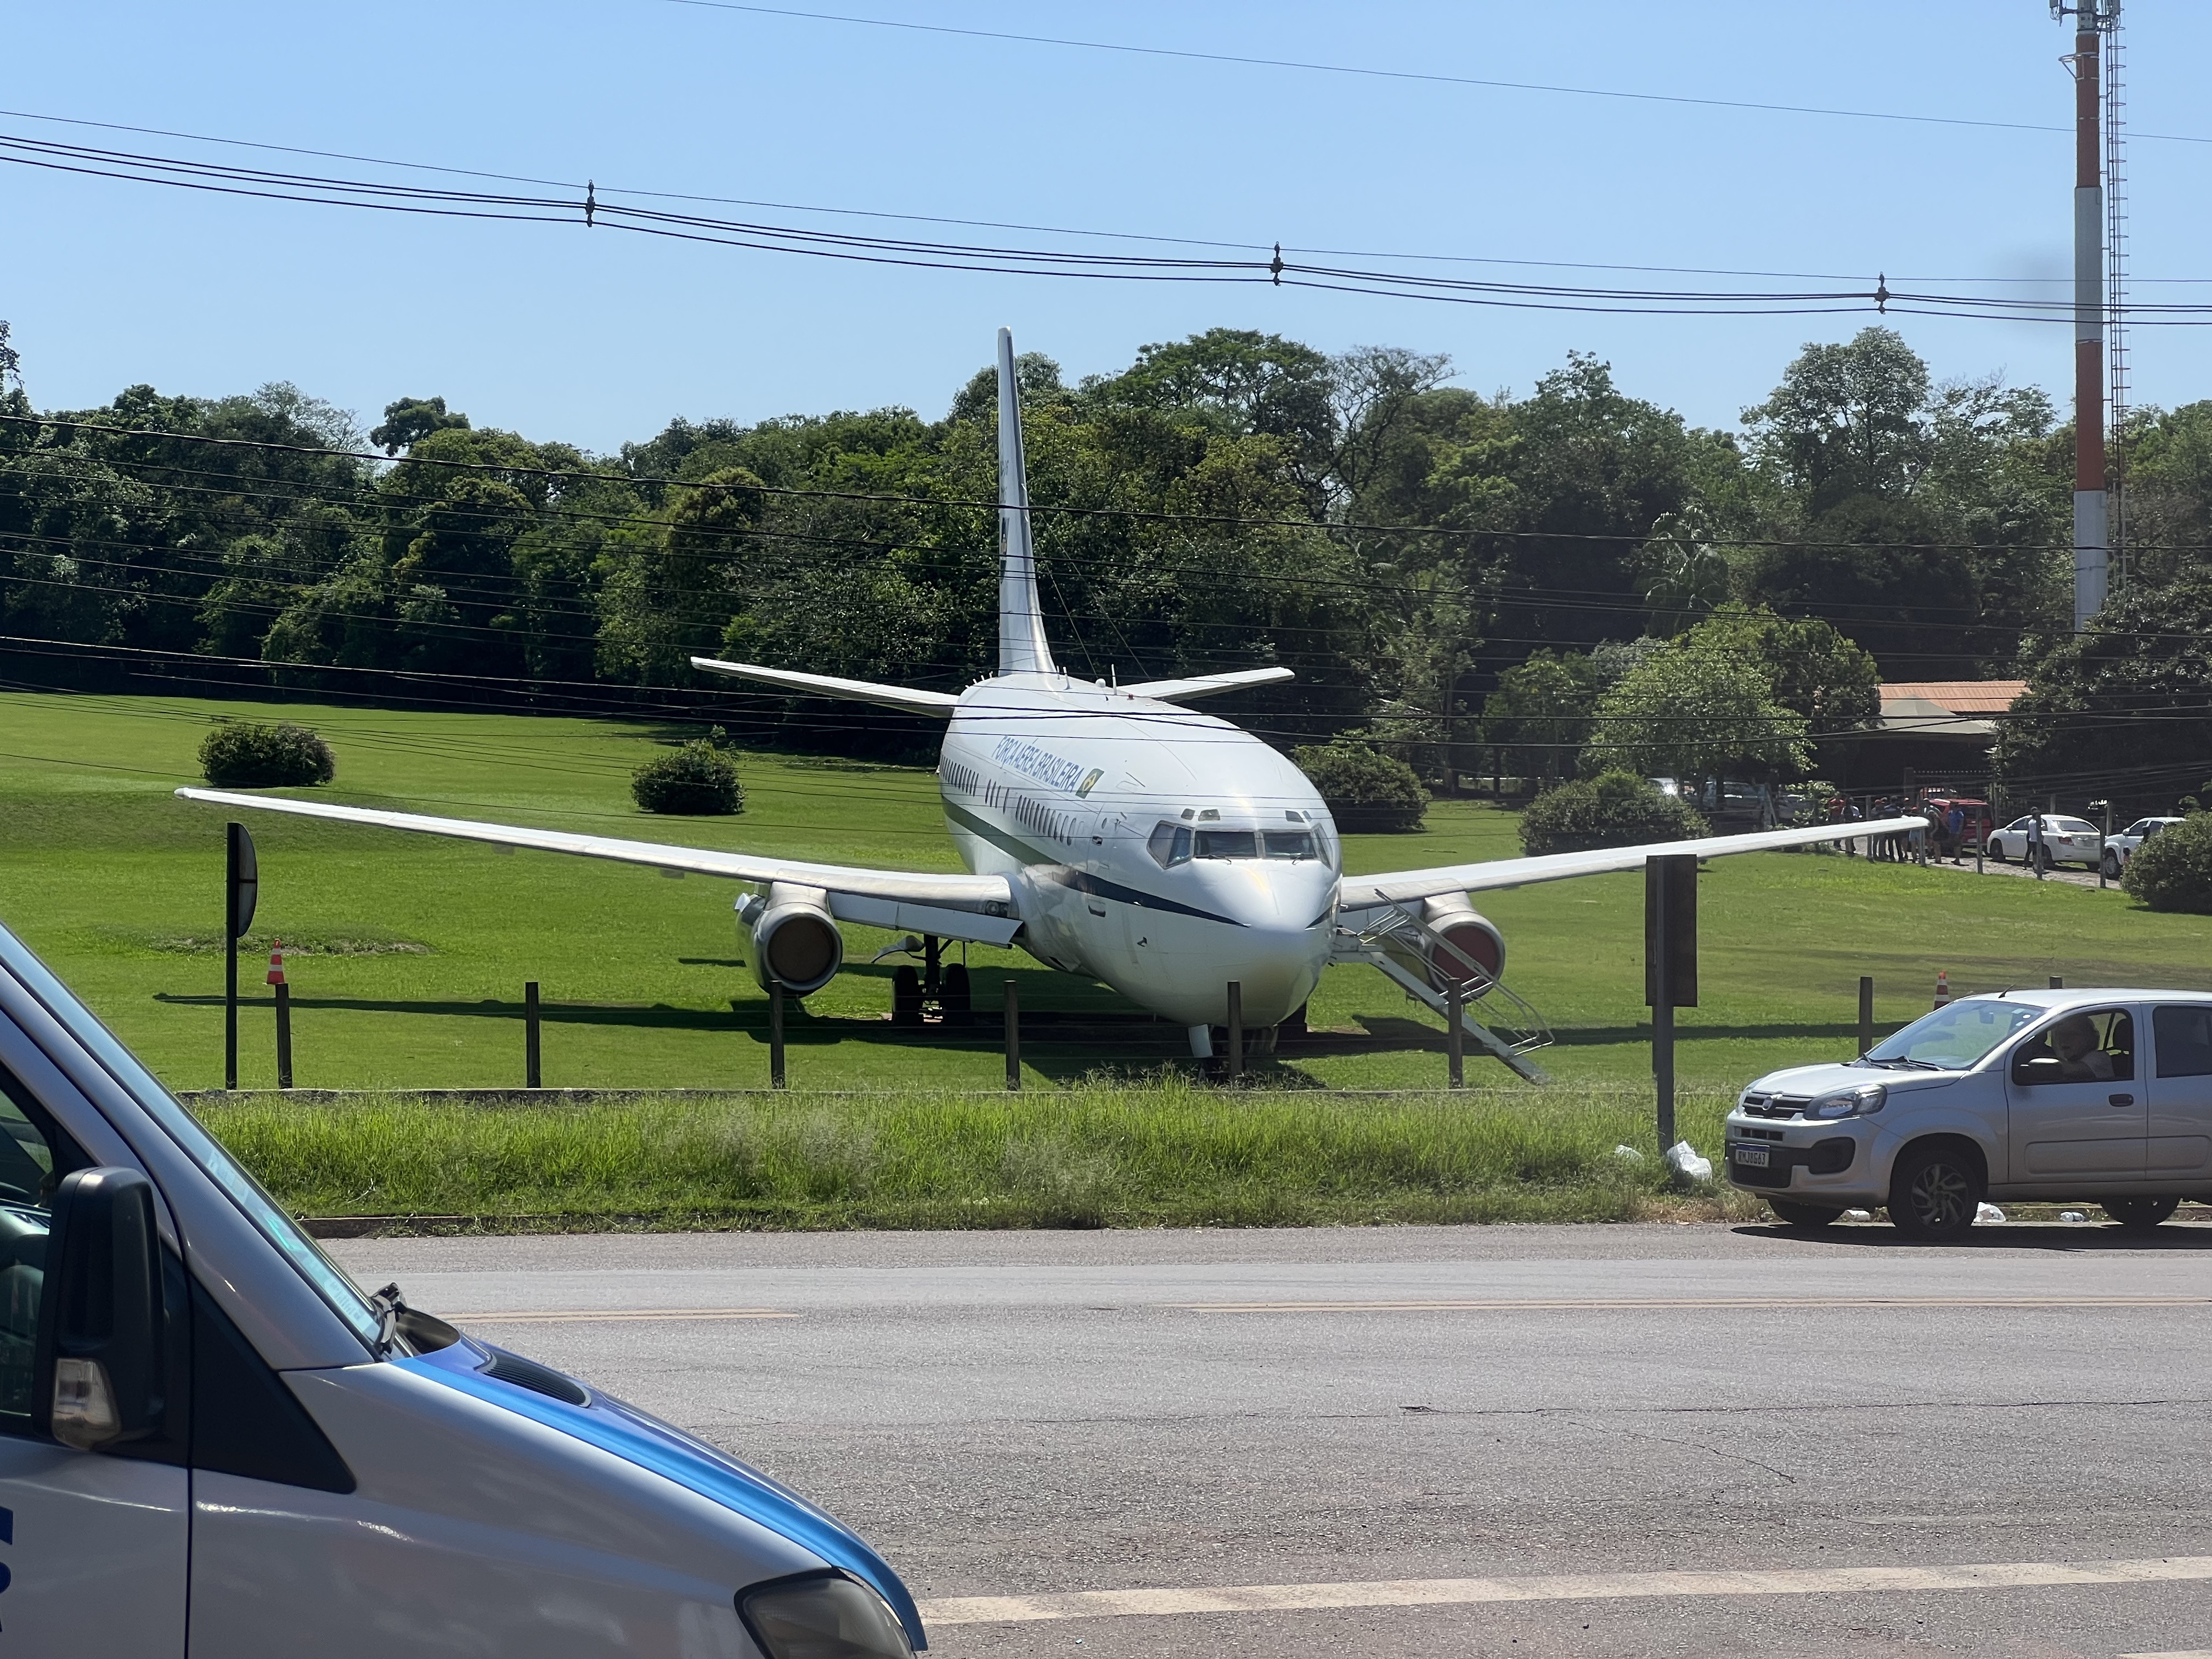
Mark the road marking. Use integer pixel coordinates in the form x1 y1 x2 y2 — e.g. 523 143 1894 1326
1165 1297 2212 1313
919 1555 2212 1627
459 1309 799 1324
2122 1651 2212 1658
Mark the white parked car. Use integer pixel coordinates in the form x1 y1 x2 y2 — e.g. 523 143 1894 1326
1726 989 2212 1240
2102 816 2183 879
1985 814 2102 870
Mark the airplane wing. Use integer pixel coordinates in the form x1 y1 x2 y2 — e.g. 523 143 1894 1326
174 788 1023 945
1120 667 1295 703
689 657 960 715
1336 816 1931 909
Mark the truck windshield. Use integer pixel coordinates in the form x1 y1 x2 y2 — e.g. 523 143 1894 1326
1865 1001 2041 1070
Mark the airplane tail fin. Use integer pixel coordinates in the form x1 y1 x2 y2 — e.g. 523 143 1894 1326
996 327 1056 678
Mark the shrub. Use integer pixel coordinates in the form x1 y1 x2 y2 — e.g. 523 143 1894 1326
631 741 744 815
2122 812 2212 913
1292 740 1429 833
1517 770 1708 856
198 720 336 788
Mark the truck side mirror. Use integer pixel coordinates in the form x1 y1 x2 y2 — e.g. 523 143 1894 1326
34 1168 163 1451
2012 1054 2064 1087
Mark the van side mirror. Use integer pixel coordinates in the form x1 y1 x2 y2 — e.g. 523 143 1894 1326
35 1168 163 1451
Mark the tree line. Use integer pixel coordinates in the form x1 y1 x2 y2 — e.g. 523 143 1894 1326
3 318 2209 803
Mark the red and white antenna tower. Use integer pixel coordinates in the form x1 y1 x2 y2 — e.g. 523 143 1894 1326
2053 0 2121 631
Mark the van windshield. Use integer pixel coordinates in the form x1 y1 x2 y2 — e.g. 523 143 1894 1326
1865 1001 2041 1070
0 924 384 1352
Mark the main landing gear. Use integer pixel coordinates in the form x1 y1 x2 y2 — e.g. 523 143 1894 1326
886 934 973 1029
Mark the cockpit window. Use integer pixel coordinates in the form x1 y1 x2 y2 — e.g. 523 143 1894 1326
1263 831 1317 860
1147 821 1193 868
1194 828 1257 860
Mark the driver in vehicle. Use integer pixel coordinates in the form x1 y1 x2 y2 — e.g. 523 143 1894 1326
2050 1014 2116 1082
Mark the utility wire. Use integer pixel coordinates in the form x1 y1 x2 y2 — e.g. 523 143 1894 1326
650 1 2212 148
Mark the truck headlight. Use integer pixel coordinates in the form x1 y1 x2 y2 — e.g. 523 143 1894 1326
739 1572 916 1659
1807 1084 1886 1120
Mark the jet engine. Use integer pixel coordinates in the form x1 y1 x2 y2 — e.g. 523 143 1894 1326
738 883 844 995
1414 896 1505 991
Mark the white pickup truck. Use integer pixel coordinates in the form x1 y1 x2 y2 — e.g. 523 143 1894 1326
0 916 922 1657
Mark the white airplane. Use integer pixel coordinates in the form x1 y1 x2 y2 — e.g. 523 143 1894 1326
182 330 1920 1073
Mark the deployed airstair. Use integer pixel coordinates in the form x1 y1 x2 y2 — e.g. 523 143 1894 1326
1331 904 1553 1082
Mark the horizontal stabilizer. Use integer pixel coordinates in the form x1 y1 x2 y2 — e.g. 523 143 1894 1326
690 657 958 714
1120 667 1295 703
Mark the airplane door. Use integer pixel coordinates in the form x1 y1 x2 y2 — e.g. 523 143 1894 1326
2004 1008 2147 1182
0 1079 189 1652
2148 1004 2212 1182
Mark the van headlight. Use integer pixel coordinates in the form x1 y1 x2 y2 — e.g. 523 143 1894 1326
739 1572 915 1659
1807 1084 1886 1120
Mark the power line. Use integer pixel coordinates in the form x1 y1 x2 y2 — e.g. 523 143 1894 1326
650 0 2212 148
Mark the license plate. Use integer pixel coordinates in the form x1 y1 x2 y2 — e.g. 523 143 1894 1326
1733 1144 1770 1167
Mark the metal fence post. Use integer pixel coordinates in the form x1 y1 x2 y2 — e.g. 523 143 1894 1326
1447 978 1465 1088
1858 975 1875 1058
768 982 787 1089
1003 979 1021 1091
274 983 294 1090
525 981 541 1089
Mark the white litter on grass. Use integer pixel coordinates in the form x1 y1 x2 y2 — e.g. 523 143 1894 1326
1976 1202 2007 1224
1663 1141 1713 1185
1843 1209 1874 1222
2059 1210 2089 1223
1612 1144 1645 1165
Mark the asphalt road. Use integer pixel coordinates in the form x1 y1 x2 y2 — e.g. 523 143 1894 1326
331 1222 2212 1658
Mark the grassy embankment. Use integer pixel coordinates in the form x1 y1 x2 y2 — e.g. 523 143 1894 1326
6 686 2211 1227
199 1083 1757 1229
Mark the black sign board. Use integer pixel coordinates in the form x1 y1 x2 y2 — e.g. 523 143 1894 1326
1644 854 1697 1009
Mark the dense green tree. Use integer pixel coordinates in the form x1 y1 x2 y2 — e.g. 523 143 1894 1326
1582 634 1811 783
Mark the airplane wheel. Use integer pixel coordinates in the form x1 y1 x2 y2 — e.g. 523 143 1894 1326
891 966 924 1028
943 963 973 1025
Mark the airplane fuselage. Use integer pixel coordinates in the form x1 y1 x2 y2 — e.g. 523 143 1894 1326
937 673 1336 1031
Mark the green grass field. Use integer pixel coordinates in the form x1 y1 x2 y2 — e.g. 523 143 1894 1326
198 1084 1763 1229
5 686 2211 1102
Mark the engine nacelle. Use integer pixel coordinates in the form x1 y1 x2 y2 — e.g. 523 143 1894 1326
1415 896 1505 991
738 883 844 995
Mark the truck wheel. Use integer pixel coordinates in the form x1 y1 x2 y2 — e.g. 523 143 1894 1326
891 965 924 1027
1888 1144 1984 1242
1767 1199 1842 1230
2102 850 2122 879
2102 1195 2179 1233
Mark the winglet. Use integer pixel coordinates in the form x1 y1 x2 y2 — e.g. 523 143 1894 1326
997 328 1056 678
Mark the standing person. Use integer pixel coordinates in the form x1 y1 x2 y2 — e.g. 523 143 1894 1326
1945 803 1967 865
2028 811 2045 872
1844 797 1862 857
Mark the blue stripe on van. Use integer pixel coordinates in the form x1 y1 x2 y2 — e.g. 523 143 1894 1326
397 1353 927 1649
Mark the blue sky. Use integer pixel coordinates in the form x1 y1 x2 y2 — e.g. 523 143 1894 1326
7 1 2208 452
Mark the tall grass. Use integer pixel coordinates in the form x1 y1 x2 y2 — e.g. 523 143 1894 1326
199 1083 1759 1231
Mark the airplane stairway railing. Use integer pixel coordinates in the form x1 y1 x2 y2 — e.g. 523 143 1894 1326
1330 905 1553 1083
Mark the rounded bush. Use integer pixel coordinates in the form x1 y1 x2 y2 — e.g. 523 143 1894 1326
1291 741 1429 833
1517 770 1708 856
2121 811 2212 913
631 740 744 815
198 720 336 788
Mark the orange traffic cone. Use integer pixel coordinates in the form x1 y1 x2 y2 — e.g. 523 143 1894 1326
266 940 286 987
1933 969 1950 1009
